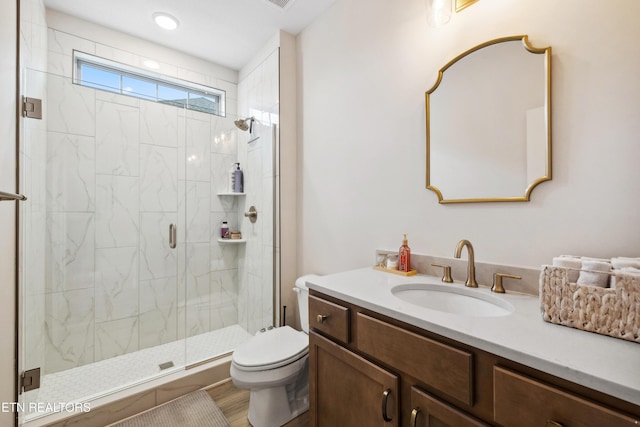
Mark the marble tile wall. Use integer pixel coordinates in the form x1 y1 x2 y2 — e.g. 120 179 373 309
20 26 244 375
237 49 279 333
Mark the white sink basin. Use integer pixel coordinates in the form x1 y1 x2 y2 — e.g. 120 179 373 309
391 283 514 317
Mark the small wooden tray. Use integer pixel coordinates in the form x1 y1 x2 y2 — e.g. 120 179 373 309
373 266 417 276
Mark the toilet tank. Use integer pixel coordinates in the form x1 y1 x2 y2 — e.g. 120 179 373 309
293 274 320 334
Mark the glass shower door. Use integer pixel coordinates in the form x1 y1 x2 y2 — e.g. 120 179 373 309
18 67 188 423
18 64 277 425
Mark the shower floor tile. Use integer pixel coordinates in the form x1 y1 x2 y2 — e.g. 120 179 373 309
22 324 252 421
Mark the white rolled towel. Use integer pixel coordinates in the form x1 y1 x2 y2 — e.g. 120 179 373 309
577 260 611 288
552 257 581 282
582 256 610 263
620 267 640 277
610 267 640 289
611 257 640 270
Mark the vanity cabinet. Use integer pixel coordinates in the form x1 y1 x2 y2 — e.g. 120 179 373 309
309 290 640 427
308 295 398 426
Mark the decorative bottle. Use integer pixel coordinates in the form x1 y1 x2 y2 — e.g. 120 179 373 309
398 234 411 272
233 163 244 193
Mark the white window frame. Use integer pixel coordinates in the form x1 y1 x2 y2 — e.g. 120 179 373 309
72 50 226 117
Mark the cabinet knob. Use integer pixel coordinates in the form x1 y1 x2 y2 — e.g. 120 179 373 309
316 314 328 324
546 421 564 427
410 407 420 427
382 389 392 422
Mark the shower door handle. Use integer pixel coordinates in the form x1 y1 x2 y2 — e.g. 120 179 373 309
0 190 27 202
169 224 177 249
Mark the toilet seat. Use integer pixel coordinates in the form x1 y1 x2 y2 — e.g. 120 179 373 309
232 326 308 372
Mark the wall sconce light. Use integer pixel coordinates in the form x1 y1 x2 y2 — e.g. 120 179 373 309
425 0 453 27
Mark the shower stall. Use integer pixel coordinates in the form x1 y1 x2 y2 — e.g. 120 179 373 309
17 7 281 423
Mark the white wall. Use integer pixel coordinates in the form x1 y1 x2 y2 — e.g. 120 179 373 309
0 1 17 426
278 31 299 328
297 0 640 275
46 9 238 90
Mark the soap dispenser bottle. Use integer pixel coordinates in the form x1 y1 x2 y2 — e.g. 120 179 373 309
398 234 411 272
233 163 244 193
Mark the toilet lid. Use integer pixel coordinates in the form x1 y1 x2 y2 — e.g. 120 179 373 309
232 326 308 371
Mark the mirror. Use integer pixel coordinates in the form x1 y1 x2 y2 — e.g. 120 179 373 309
426 35 551 203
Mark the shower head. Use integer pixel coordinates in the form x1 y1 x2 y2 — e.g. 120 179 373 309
234 117 255 132
234 118 249 131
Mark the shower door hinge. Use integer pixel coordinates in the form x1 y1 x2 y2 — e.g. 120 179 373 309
20 368 41 393
22 96 43 119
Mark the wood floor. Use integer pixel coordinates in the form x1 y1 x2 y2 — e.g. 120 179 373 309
206 379 309 427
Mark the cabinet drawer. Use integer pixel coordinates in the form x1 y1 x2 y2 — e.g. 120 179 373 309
356 313 473 406
410 386 490 427
494 366 640 427
309 295 350 344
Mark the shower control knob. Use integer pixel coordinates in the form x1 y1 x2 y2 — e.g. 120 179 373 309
244 206 258 223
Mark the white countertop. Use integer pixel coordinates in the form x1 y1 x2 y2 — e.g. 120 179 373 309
307 268 640 406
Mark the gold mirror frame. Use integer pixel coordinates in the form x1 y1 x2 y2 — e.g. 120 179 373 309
456 0 479 12
425 35 552 204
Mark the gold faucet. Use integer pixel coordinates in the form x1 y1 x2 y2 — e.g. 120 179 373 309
454 239 478 288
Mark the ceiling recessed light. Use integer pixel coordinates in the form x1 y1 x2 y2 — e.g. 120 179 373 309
153 12 179 30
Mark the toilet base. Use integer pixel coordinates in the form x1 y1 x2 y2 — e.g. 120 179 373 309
244 359 309 427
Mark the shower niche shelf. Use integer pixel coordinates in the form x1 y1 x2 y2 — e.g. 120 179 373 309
217 238 247 244
217 192 246 196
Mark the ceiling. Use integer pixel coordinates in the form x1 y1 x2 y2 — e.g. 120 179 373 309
43 0 338 70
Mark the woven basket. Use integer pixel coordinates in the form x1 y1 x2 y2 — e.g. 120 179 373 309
540 265 640 343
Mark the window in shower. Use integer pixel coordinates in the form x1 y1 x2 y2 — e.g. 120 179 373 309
73 51 225 116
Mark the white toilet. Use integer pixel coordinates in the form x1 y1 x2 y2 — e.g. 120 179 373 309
230 275 318 427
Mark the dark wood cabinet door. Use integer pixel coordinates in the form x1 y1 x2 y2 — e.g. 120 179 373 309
409 386 490 427
494 366 640 427
309 331 399 427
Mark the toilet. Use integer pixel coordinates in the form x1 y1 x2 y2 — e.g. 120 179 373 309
230 275 318 427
